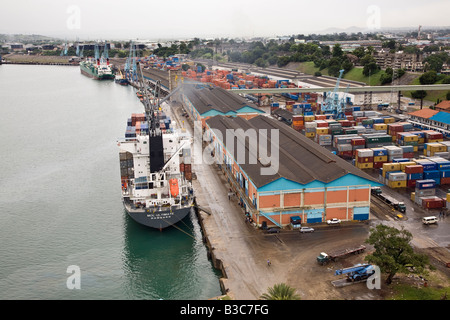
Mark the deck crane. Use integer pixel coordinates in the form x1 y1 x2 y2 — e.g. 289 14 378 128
321 69 347 120
102 41 110 66
125 41 138 83
335 264 375 282
60 41 68 56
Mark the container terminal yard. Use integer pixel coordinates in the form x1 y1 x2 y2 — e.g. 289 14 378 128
112 53 450 299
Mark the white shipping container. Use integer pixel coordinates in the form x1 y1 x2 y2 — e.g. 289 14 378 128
337 144 352 152
389 172 407 181
357 149 374 158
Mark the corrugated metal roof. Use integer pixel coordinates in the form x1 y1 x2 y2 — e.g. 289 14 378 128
408 109 439 119
182 84 263 116
206 115 380 189
435 100 450 111
429 111 450 125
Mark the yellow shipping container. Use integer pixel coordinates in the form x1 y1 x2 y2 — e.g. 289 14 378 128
356 162 374 169
418 138 425 144
428 139 444 143
447 193 450 202
383 163 401 172
374 156 388 162
413 146 418 152
411 192 415 201
305 132 315 138
403 135 419 142
373 123 387 130
400 161 417 171
384 117 395 123
316 128 329 134
304 116 315 122
388 180 407 188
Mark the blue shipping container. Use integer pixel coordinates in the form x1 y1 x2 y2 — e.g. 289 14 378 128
408 173 423 180
415 179 436 189
424 170 440 179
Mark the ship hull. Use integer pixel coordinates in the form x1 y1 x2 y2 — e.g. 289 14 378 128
123 202 193 229
80 63 114 80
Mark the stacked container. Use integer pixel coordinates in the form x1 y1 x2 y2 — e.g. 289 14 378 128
405 165 424 188
414 179 437 206
292 115 304 132
304 121 317 138
371 147 388 168
355 149 374 169
387 171 407 188
424 143 447 157
384 146 403 162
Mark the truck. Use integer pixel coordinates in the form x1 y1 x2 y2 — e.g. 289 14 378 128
335 264 376 282
316 245 366 265
371 187 406 214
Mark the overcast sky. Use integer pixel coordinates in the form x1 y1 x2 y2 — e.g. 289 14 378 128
1 0 449 41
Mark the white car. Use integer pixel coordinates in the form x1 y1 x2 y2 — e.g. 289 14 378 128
299 227 315 233
327 218 341 225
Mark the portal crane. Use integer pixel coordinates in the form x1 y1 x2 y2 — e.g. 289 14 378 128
335 264 375 282
321 69 347 120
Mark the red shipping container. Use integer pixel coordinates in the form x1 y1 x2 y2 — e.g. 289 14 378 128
351 138 366 146
403 152 415 159
339 151 353 159
422 197 445 209
407 180 416 188
373 161 386 169
357 156 374 163
405 165 424 174
441 177 450 185
316 121 329 128
340 120 352 127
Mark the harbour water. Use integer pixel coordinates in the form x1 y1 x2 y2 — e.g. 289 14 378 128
0 64 222 300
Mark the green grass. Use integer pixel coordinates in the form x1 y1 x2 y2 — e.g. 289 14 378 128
402 76 449 103
389 284 449 300
297 61 384 86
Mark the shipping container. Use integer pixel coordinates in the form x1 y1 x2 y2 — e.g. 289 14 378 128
415 179 436 190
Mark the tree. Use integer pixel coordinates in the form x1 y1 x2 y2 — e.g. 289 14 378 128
259 283 301 300
419 71 438 85
365 225 429 285
363 62 379 77
332 44 344 58
424 55 445 73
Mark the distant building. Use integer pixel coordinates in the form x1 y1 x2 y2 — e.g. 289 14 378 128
373 49 424 72
435 100 450 112
408 108 450 137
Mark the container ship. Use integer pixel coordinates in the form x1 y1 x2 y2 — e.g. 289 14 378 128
117 88 194 229
80 57 115 80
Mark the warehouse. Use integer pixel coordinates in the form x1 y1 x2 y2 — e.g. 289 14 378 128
408 108 450 138
181 84 265 128
204 114 382 228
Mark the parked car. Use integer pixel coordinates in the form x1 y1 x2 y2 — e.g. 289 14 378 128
299 227 314 233
327 218 341 225
266 227 280 234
